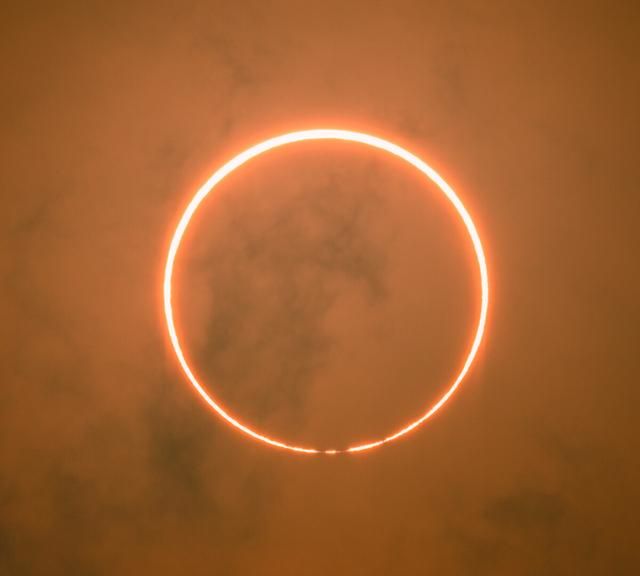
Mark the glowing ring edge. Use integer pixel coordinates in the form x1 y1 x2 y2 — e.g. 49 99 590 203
163 129 489 454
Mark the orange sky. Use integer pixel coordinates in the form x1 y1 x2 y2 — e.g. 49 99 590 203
1 1 639 574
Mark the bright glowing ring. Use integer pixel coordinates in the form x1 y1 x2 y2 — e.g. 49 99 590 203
163 129 489 454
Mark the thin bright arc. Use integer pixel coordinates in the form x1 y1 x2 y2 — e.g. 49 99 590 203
163 129 489 455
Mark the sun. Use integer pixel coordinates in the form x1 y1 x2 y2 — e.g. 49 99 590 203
163 129 489 454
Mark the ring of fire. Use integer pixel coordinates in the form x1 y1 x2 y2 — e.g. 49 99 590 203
163 129 489 454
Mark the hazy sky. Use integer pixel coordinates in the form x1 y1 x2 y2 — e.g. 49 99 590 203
1 1 639 574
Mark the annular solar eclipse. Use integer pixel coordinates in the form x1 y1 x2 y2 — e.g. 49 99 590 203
163 129 489 454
